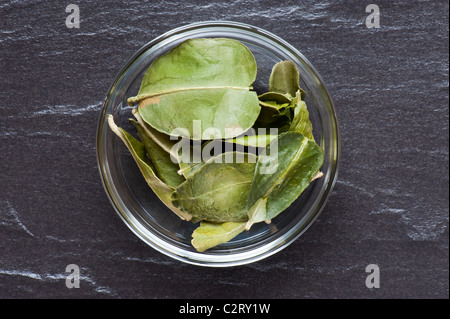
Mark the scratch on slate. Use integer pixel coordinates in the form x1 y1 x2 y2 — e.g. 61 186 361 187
0 268 117 297
0 200 35 237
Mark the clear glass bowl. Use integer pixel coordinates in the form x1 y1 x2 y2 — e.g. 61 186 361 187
96 21 340 267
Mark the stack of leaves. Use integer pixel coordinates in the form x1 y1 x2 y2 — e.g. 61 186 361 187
108 38 324 252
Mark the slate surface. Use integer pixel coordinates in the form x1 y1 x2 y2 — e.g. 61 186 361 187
0 0 448 299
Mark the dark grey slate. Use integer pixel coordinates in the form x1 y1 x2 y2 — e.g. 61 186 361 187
0 0 448 298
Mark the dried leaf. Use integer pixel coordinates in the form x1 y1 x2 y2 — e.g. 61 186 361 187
191 221 247 252
129 119 185 188
172 152 257 222
289 91 314 140
246 132 323 229
108 115 192 221
128 38 260 140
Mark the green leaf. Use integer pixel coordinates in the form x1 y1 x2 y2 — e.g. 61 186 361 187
132 109 179 160
254 90 295 132
191 221 247 252
107 115 192 221
258 91 292 108
129 119 185 188
269 60 302 98
253 105 293 133
174 140 221 178
132 109 211 179
128 38 261 140
246 132 323 229
177 161 202 179
225 134 278 148
245 198 267 229
288 91 314 140
172 152 257 222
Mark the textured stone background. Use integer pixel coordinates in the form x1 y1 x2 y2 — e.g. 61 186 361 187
0 0 448 298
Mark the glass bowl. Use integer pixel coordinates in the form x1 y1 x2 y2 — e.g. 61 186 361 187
96 21 340 267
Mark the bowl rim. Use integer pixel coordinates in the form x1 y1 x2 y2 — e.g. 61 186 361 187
96 20 341 267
